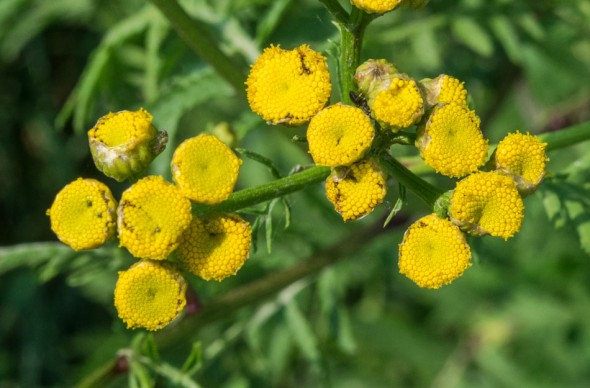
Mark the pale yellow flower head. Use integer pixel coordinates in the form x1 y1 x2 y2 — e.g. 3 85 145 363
307 104 375 167
177 214 252 281
246 44 331 125
493 131 548 195
171 134 241 205
351 0 402 14
325 158 387 221
371 76 424 131
416 103 488 178
114 260 186 331
88 109 167 182
420 74 468 108
117 176 192 260
47 178 117 251
449 171 524 239
398 214 471 289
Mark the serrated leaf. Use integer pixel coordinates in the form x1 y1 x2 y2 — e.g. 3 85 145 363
452 17 494 57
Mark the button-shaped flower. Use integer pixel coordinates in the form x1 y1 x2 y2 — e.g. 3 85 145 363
351 0 402 14
47 178 117 251
177 214 252 281
246 44 331 125
325 158 387 221
371 75 425 131
449 171 524 239
354 59 398 100
492 131 548 195
398 214 472 289
88 109 168 182
420 74 468 108
416 103 488 178
307 104 375 167
171 134 241 205
117 176 192 260
114 260 186 331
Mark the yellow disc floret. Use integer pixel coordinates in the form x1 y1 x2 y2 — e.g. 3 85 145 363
246 44 331 125
171 134 242 205
47 178 117 251
88 109 168 182
351 0 402 14
325 158 387 221
177 214 252 281
371 76 424 131
118 176 192 260
114 260 186 331
398 214 472 289
416 103 488 178
449 171 524 239
307 104 375 167
420 74 468 108
493 131 548 194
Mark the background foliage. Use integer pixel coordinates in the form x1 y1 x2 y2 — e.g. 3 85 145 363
1 0 590 386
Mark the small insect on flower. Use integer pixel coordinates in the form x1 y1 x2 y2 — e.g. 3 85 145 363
47 178 117 251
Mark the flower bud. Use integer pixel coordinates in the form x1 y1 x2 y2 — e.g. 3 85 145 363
88 109 168 182
351 0 402 14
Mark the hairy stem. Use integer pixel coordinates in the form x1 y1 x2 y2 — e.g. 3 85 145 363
149 0 246 94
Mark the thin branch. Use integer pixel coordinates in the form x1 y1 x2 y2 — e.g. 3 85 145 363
318 0 350 24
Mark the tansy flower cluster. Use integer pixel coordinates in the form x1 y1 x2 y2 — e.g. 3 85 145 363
246 45 548 290
48 109 253 331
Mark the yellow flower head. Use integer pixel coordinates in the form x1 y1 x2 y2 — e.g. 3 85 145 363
371 76 425 131
325 158 387 221
493 131 548 195
47 178 117 251
416 103 488 178
449 171 524 239
246 44 331 125
354 59 398 98
307 104 375 167
114 260 186 331
420 74 468 108
398 214 471 289
171 134 241 205
118 176 192 260
177 214 251 281
351 0 402 14
88 109 168 182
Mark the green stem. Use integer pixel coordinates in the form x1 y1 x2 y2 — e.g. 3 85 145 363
339 8 373 104
540 120 590 151
194 166 331 216
149 0 246 95
318 0 350 24
378 152 444 208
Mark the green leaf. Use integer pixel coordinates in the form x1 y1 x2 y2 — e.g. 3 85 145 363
336 307 357 354
285 300 320 362
384 184 406 227
255 0 294 46
235 148 282 179
490 15 521 64
451 17 494 57
181 342 203 375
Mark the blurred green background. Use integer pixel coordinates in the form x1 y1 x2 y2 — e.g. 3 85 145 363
1 0 590 386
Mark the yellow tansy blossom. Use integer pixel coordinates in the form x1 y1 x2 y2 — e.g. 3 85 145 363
416 103 488 178
325 158 387 221
307 104 375 167
171 134 241 204
47 178 117 251
118 176 192 260
420 74 468 108
177 214 252 281
493 131 548 195
449 171 524 239
88 109 167 182
371 76 424 131
351 0 402 14
246 44 331 125
398 214 471 289
114 260 186 331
